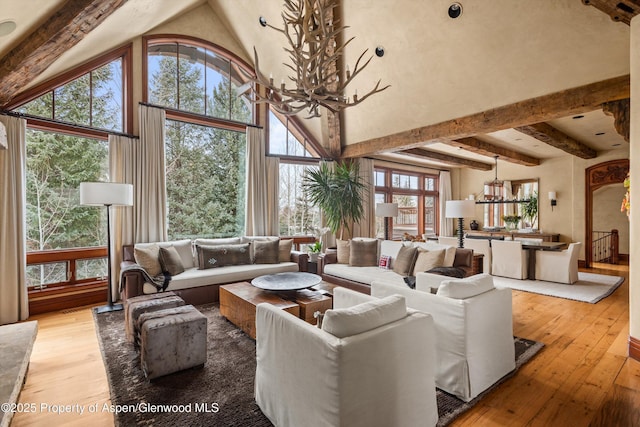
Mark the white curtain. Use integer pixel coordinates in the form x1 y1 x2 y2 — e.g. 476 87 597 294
439 171 453 237
503 180 516 217
0 116 29 324
352 158 375 238
136 105 167 243
109 134 136 300
265 156 280 235
245 126 279 235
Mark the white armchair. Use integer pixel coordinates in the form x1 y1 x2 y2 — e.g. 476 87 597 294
372 274 515 402
535 242 582 284
255 287 438 427
491 240 528 279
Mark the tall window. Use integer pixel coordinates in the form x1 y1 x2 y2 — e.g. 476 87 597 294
375 168 439 239
14 51 126 290
164 120 246 239
146 37 253 239
268 108 322 235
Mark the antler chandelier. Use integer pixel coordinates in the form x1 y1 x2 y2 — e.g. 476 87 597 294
245 0 389 118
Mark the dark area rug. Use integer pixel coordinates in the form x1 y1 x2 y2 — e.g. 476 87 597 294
94 304 543 427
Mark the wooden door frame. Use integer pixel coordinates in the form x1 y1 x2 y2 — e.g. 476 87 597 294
584 159 629 267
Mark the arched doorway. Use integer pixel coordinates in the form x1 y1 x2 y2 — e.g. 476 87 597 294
585 159 629 267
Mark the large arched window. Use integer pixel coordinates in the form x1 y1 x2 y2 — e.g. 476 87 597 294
145 36 254 239
145 37 253 124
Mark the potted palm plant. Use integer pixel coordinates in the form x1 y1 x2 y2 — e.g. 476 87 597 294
303 161 366 241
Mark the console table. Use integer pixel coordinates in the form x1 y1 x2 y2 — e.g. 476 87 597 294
466 230 560 242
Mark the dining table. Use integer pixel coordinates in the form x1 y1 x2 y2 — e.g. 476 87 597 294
520 241 568 280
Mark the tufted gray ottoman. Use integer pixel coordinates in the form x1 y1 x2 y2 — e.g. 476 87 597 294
124 292 185 345
138 305 208 380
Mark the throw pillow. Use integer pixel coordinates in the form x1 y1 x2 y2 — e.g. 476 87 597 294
412 248 446 275
254 239 280 264
196 243 251 269
392 245 418 276
349 239 378 267
379 254 392 270
436 274 495 299
158 245 185 276
426 266 466 278
134 244 162 277
278 239 293 262
322 294 407 338
336 239 350 264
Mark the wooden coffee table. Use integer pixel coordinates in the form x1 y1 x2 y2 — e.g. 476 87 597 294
219 282 332 339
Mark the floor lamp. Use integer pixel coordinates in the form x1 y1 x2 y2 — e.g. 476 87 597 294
80 182 133 314
445 200 476 248
376 202 399 240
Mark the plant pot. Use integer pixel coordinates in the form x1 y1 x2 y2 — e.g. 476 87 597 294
308 252 319 262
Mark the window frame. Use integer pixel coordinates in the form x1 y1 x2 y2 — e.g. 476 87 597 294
375 167 440 238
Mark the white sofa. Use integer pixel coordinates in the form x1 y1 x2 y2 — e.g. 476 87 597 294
120 237 306 304
255 287 438 427
320 240 478 294
371 273 515 402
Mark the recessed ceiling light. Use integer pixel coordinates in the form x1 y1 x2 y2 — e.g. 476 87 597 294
258 16 267 27
0 20 17 37
595 132 605 136
572 115 584 119
515 138 522 141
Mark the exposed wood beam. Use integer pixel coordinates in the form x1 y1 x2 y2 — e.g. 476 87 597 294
514 123 597 159
341 75 629 158
443 137 540 166
602 98 630 142
581 0 640 25
400 148 492 170
0 0 127 107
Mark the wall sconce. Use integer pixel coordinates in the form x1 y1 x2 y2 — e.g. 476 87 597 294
548 191 557 210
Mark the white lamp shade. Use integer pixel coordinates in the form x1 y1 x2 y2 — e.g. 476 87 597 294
445 200 476 218
376 202 399 217
548 191 557 200
80 182 133 206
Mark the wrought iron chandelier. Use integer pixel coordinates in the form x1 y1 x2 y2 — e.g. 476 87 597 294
484 155 504 201
243 0 389 118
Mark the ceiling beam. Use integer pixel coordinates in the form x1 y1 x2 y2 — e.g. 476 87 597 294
581 0 640 25
0 0 127 107
400 148 492 170
514 123 597 159
340 75 629 158
443 137 540 166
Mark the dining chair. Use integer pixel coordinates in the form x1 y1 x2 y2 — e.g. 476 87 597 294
534 242 582 284
491 240 528 279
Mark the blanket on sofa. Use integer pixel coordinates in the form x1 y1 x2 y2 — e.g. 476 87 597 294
120 264 172 292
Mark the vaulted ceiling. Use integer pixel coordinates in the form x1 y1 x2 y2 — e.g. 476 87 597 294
0 0 634 170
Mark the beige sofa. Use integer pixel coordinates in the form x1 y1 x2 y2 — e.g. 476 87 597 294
319 239 483 294
120 237 308 305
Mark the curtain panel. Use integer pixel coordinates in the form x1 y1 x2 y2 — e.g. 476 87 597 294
136 105 168 243
439 171 453 237
109 134 136 300
0 116 29 324
352 158 375 238
245 127 279 236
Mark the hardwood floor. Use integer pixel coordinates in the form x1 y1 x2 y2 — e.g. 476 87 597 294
11 264 639 426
